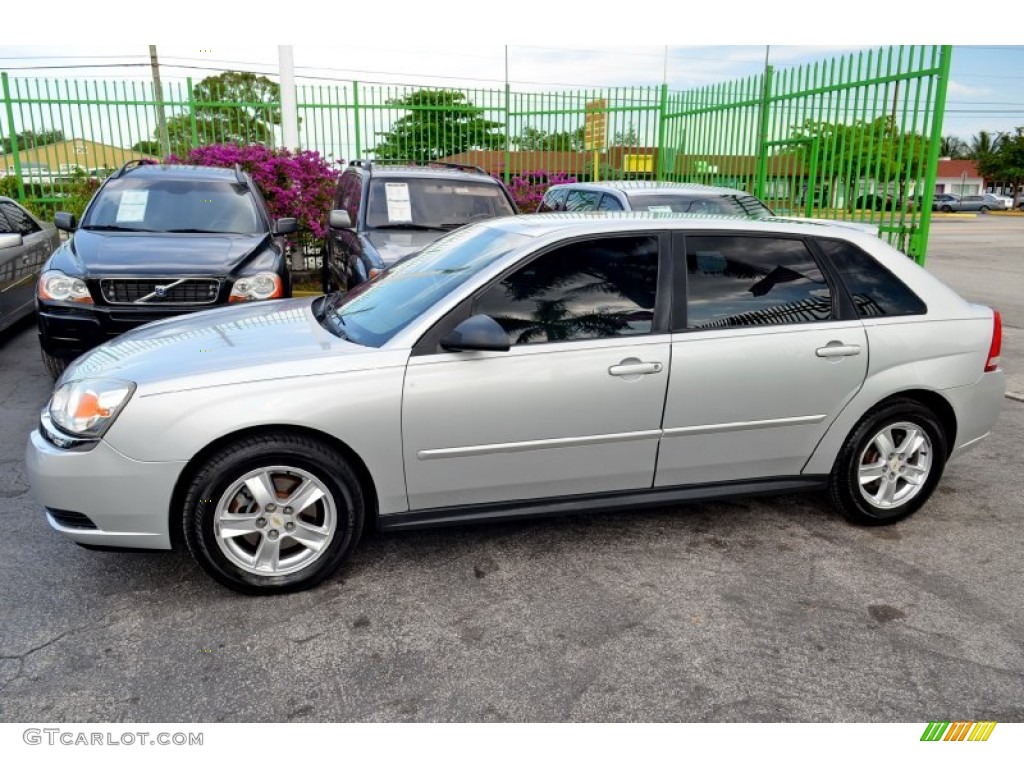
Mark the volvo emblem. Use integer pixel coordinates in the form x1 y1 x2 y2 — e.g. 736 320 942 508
154 285 169 298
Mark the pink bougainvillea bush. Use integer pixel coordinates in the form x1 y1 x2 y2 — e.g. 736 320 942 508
498 171 578 213
167 144 340 238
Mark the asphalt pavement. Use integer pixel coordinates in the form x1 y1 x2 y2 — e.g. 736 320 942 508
1 217 1021 722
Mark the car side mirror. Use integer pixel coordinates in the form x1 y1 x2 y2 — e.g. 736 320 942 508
54 212 77 232
328 209 353 230
440 314 510 353
0 233 24 250
273 217 298 235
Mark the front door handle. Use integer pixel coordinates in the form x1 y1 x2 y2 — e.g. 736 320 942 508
609 360 663 377
816 342 862 358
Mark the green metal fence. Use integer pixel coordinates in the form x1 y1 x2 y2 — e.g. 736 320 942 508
1 45 951 262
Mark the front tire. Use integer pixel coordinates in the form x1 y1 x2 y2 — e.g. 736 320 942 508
183 433 365 594
40 346 67 380
828 400 947 525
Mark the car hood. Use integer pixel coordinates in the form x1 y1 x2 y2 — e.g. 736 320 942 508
365 230 443 266
61 298 391 393
70 230 269 276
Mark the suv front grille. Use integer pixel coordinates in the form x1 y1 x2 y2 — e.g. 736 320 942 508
100 278 220 305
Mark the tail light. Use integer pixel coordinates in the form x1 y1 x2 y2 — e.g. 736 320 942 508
985 310 1002 372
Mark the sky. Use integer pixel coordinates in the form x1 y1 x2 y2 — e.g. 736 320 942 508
0 43 1020 144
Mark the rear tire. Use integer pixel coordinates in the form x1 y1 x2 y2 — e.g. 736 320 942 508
828 399 947 526
940 205 952 212
40 346 67 380
183 433 365 594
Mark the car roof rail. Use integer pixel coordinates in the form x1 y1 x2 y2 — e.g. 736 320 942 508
423 161 488 175
112 158 158 179
233 163 248 186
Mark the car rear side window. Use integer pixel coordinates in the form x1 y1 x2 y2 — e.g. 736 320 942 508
816 238 926 317
474 236 659 345
538 187 568 212
598 194 624 211
564 190 600 211
684 235 832 329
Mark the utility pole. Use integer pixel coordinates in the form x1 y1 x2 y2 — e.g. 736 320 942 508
149 45 170 157
277 46 303 271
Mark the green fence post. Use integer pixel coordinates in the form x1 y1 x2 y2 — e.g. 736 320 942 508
1 73 26 201
911 45 952 265
754 65 773 199
353 81 361 159
503 83 511 184
187 77 198 150
656 83 668 181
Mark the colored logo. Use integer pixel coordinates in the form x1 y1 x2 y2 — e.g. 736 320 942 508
921 721 997 741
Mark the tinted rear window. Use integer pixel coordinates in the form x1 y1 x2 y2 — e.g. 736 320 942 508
817 238 926 317
628 193 772 218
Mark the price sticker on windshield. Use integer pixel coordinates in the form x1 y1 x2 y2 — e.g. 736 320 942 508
116 190 149 222
385 183 412 223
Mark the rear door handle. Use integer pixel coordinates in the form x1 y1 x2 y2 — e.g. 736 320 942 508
816 342 862 358
609 360 663 377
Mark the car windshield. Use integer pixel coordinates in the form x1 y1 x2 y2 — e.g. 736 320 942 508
81 176 262 234
627 193 773 218
365 177 515 230
320 224 529 347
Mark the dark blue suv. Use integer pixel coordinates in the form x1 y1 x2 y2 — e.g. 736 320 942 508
37 161 297 378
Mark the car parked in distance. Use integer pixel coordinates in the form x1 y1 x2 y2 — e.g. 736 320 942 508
0 197 60 334
934 194 1002 213
36 161 297 378
323 160 518 292
27 213 1005 594
538 180 774 218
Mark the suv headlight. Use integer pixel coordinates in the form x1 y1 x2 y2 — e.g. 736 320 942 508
230 272 283 302
48 378 135 437
38 270 93 303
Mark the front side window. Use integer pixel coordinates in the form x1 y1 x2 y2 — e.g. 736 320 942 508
0 209 13 234
365 178 514 230
816 238 926 317
0 201 40 235
81 177 262 234
473 236 659 345
685 235 832 329
598 194 624 211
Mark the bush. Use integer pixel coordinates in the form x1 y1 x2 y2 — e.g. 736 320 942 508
498 170 578 213
167 144 341 239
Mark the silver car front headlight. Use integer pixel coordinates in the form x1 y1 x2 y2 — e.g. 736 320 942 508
48 378 135 437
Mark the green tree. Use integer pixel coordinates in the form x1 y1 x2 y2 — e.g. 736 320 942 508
612 124 641 146
977 128 1024 206
514 125 585 152
372 89 505 163
146 72 286 156
2 129 65 154
131 140 162 155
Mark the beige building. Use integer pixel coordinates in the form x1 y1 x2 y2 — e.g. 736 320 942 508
1 138 156 176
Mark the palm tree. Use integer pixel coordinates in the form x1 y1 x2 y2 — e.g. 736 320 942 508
939 136 968 159
967 131 1001 159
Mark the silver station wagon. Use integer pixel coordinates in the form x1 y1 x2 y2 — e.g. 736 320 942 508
27 214 1005 593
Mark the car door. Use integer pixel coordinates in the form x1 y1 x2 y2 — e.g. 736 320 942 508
402 232 672 511
0 201 49 325
654 232 868 487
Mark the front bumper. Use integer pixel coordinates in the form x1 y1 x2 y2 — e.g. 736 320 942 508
37 300 225 360
26 428 187 549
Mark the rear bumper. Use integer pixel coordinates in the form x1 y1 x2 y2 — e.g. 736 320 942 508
26 428 185 550
947 369 1006 461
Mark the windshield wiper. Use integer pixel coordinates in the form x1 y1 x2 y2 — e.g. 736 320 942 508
81 224 153 232
161 228 248 234
371 223 448 232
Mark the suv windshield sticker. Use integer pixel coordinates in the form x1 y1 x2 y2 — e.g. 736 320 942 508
385 183 412 223
116 189 149 222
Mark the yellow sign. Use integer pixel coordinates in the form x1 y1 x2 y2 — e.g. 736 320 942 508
584 99 607 151
624 154 654 173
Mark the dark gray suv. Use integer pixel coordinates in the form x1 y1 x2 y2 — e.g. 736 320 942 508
538 180 774 218
323 160 518 291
